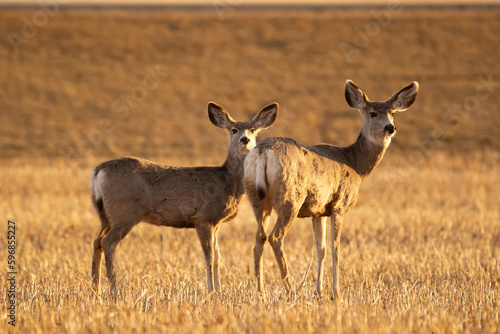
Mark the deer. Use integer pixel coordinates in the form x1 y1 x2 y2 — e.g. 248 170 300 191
91 102 278 295
243 80 418 298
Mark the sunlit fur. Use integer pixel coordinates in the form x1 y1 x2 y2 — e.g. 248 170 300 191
91 102 278 295
244 80 418 297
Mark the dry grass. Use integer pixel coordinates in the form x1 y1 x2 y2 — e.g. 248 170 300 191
1 5 500 333
0 153 499 333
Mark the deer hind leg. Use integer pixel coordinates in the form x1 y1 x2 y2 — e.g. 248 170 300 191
312 216 327 296
101 221 136 295
331 212 344 298
92 225 110 291
252 199 272 293
196 224 217 294
91 194 110 292
268 205 300 293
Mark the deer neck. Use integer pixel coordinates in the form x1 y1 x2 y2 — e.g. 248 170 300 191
222 150 246 198
344 133 389 179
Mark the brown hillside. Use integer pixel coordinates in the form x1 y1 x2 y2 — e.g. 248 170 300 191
0 7 499 167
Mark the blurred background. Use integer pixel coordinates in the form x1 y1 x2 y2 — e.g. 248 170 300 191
1 0 499 170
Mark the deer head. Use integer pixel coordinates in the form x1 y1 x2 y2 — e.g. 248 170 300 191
345 80 419 146
208 102 279 155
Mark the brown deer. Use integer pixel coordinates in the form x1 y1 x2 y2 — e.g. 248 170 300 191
91 102 278 294
244 80 418 297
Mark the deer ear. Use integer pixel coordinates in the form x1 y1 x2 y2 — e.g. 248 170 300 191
389 82 419 112
252 102 278 129
208 102 235 128
345 80 368 110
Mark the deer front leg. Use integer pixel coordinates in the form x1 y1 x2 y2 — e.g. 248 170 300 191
331 212 344 298
312 216 327 296
213 226 221 293
196 224 216 294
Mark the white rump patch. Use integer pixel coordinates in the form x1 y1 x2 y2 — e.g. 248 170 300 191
265 150 281 186
90 169 106 200
244 149 259 184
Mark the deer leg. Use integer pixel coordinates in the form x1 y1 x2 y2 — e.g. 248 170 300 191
312 216 327 296
252 201 272 293
196 224 216 294
213 226 221 293
269 207 299 293
101 223 135 295
331 213 344 298
92 225 110 291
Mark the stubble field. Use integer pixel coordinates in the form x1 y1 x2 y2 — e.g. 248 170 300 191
0 4 499 333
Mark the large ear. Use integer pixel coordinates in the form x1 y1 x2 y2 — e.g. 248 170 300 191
345 80 369 110
208 102 235 128
252 102 278 129
388 82 419 111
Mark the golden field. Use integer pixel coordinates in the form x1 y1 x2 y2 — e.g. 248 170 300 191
1 5 499 333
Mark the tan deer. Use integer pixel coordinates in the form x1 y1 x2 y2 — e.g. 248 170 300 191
244 80 418 297
91 102 278 294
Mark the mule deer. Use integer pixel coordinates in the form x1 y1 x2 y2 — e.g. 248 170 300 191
91 102 278 294
244 80 418 297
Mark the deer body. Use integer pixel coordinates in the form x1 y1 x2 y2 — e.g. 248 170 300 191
252 138 362 218
91 102 278 294
244 80 418 297
92 157 244 229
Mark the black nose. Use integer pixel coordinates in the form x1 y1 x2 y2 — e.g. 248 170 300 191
240 137 249 145
384 124 396 134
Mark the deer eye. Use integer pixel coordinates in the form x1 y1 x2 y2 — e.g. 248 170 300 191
390 112 396 117
250 128 256 134
370 112 377 118
231 128 238 134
